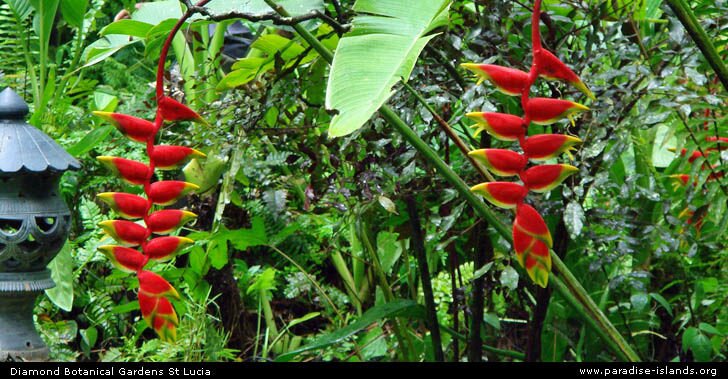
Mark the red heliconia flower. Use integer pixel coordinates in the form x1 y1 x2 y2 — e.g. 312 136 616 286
151 145 206 170
138 270 180 299
98 220 148 247
521 164 578 193
92 112 155 143
514 203 553 248
146 210 197 234
97 156 150 185
512 205 552 288
159 96 210 126
534 49 594 100
460 63 529 95
470 182 528 209
525 98 589 125
98 245 148 273
97 192 148 219
521 134 582 161
465 112 525 141
144 236 194 261
469 149 528 176
138 292 178 342
148 181 200 206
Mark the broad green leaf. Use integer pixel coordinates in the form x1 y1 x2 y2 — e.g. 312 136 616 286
29 0 59 54
45 243 74 312
59 0 86 28
100 19 153 38
275 299 425 361
377 231 402 274
325 0 451 137
5 0 34 22
93 92 118 112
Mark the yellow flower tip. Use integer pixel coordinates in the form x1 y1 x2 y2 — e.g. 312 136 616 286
178 237 195 245
460 63 480 71
96 156 114 164
566 135 583 145
92 111 114 122
574 81 596 101
469 183 488 193
467 149 485 159
562 164 579 174
572 102 590 112
97 245 115 254
191 148 207 159
181 210 198 220
667 147 677 153
96 192 114 200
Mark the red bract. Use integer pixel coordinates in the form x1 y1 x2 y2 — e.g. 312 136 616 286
98 245 148 273
534 49 594 100
525 98 589 125
521 134 582 161
138 292 178 342
144 236 194 261
138 270 180 299
97 156 150 185
469 149 527 176
98 220 148 247
470 182 528 209
151 145 206 170
93 112 156 142
146 210 197 234
148 181 199 206
159 96 210 126
460 63 529 95
465 112 525 141
521 164 578 193
97 192 148 219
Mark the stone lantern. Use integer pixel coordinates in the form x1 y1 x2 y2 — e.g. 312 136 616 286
0 88 80 361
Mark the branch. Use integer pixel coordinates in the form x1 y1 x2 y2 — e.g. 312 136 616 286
182 0 350 34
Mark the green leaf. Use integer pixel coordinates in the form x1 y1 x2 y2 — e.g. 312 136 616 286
325 0 451 137
93 92 118 112
100 19 153 38
563 201 585 239
59 0 86 28
630 292 649 313
45 243 74 312
275 299 425 361
225 216 268 250
207 237 229 270
377 231 402 274
650 292 673 317
111 301 139 314
682 327 713 362
499 266 519 291
66 125 113 157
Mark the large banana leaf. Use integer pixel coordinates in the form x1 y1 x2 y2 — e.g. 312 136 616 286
325 0 451 138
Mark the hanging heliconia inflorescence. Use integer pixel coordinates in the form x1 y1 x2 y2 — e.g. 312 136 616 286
93 4 209 341
461 0 592 287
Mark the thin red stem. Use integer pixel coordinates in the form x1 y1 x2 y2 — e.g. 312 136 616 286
155 0 212 102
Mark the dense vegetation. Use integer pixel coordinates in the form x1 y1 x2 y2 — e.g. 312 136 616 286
5 0 726 362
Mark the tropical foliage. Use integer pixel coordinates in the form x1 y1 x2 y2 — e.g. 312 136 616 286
3 0 725 362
